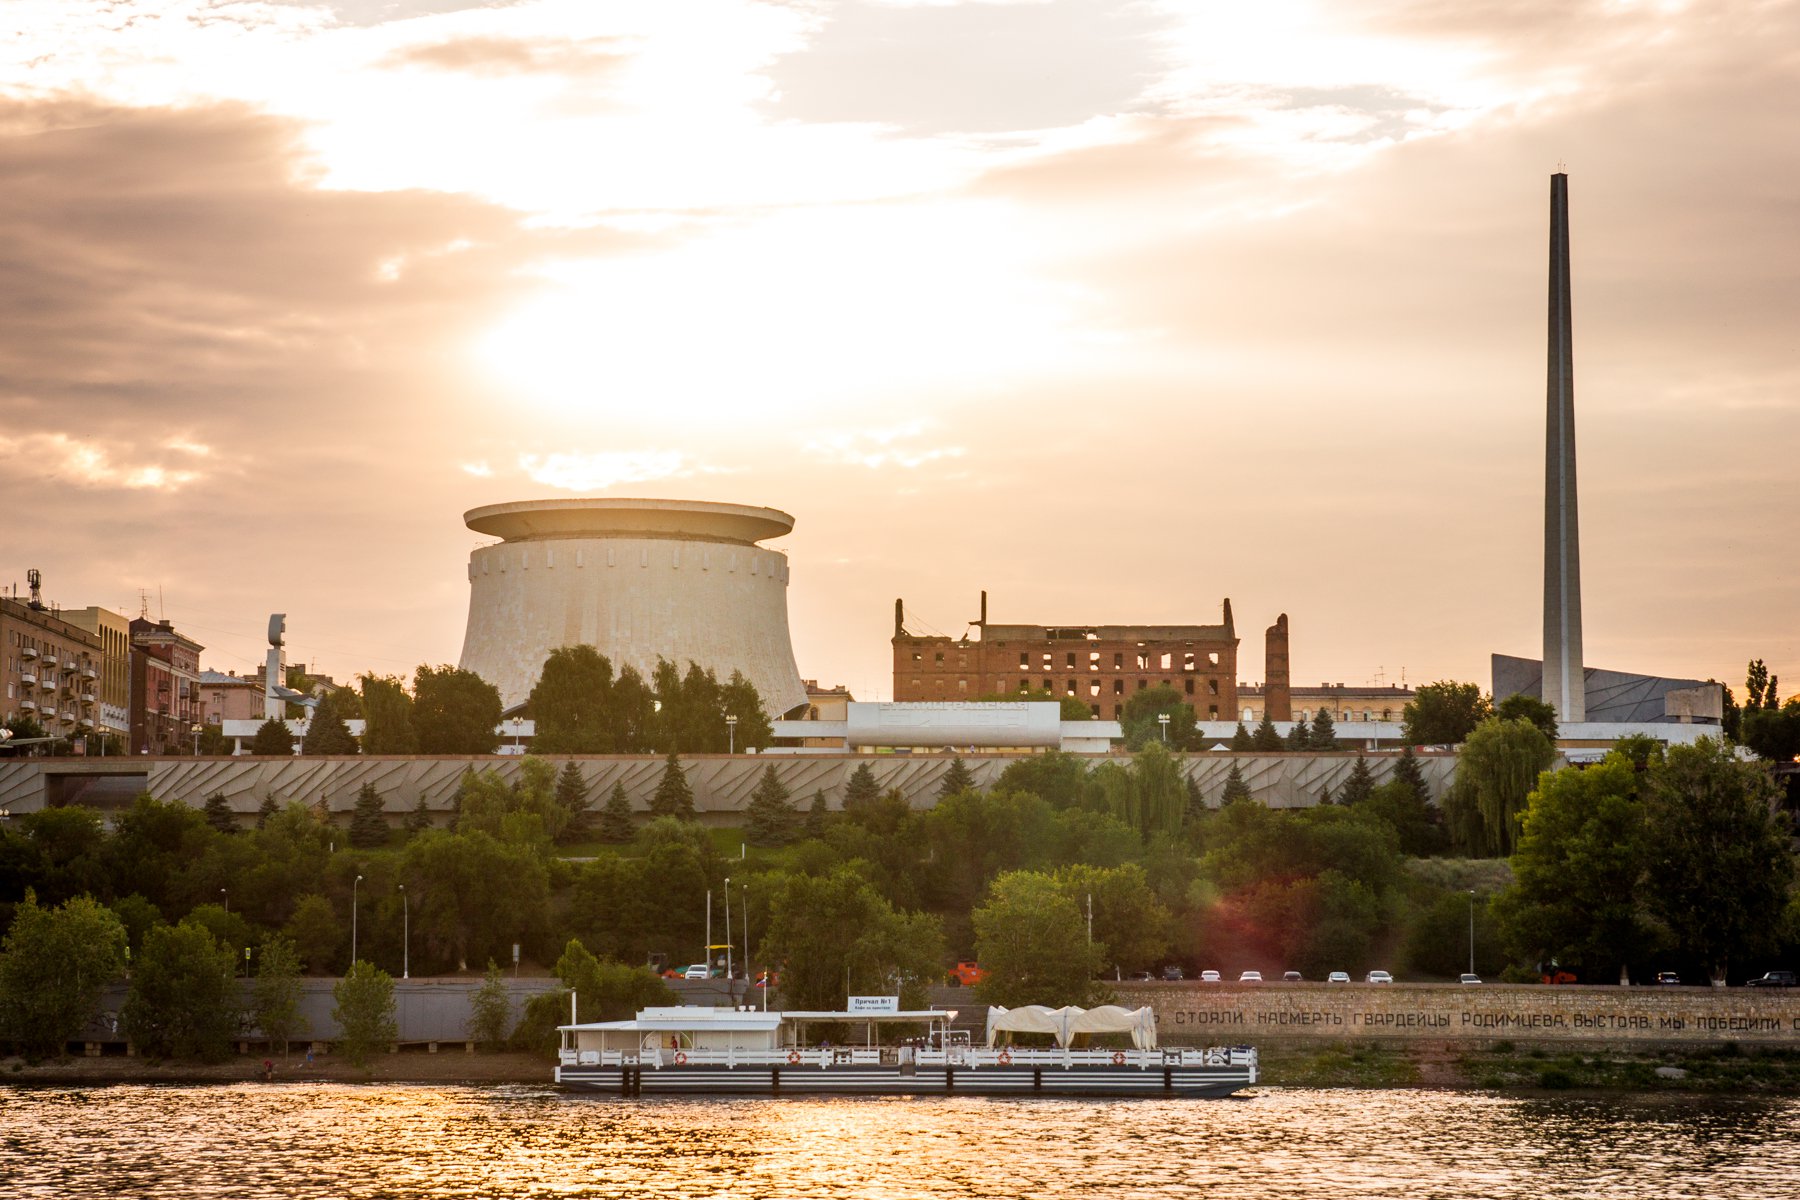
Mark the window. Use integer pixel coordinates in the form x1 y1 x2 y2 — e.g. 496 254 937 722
1113 652 1123 670
1208 679 1219 695
1066 652 1076 669
1137 679 1148 690
934 652 944 664
1065 679 1077 696
1019 652 1029 668
1089 681 1101 697
1363 710 1372 721
1113 680 1123 695
1160 652 1172 669
1090 703 1100 717
808 706 819 720
1042 678 1053 692
1185 679 1195 695
911 652 922 663
958 679 968 693
1089 650 1100 671
1208 653 1220 666
1183 652 1196 672
1136 652 1150 670
1382 709 1392 721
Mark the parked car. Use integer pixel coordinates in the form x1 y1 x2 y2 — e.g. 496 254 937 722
683 964 711 980
1326 971 1350 984
1655 971 1681 985
1365 970 1394 984
1282 971 1303 983
1459 973 1482 985
1238 970 1263 983
1160 965 1186 982
1745 970 1797 988
1200 969 1222 983
946 961 989 987
1128 970 1156 982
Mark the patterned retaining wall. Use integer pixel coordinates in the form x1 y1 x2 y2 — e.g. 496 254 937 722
0 752 1458 822
1125 983 1800 1046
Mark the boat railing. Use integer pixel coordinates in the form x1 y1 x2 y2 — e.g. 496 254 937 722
560 1045 1257 1070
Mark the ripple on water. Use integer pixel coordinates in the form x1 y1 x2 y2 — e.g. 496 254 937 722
2 1084 1798 1199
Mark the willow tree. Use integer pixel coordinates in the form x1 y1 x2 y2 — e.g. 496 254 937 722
1446 717 1556 856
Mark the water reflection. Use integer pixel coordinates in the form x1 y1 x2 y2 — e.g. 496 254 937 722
2 1085 1797 1199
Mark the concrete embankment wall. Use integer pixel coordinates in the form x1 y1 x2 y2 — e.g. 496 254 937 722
0 752 1457 822
1123 984 1800 1047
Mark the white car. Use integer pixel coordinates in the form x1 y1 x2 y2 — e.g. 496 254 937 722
1238 970 1263 983
1200 969 1222 983
683 964 710 980
1459 973 1482 985
1366 970 1394 984
1326 971 1350 983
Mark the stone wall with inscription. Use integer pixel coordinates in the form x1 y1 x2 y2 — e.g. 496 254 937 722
1124 984 1800 1046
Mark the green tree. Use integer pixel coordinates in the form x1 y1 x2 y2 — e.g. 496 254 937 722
1229 722 1253 751
1496 693 1559 741
1746 658 1775 709
1405 890 1505 980
1640 738 1794 980
332 960 397 1067
744 765 799 846
1121 686 1198 751
252 934 307 1057
403 830 549 972
1392 744 1428 801
597 782 635 844
647 752 695 820
348 782 389 848
467 960 513 1050
1250 714 1284 751
1402 681 1493 746
201 792 236 833
972 871 1104 1007
1356 779 1444 857
1446 717 1556 856
1052 863 1171 975
0 893 128 1058
457 758 567 846
1130 741 1187 838
301 690 359 755
529 645 617 754
404 794 432 834
1284 720 1311 751
1220 761 1251 805
938 756 977 799
283 893 343 973
248 719 295 756
122 920 239 1061
1741 700 1800 764
1308 707 1338 751
554 761 593 843
255 795 279 829
1492 754 1651 979
842 761 881 813
358 674 418 755
721 670 775 751
552 939 676 1021
804 789 830 838
761 867 945 1009
413 663 502 755
1337 757 1376 806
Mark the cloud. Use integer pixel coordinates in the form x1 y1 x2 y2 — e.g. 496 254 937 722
0 433 205 491
380 34 632 78
516 449 693 491
805 425 967 470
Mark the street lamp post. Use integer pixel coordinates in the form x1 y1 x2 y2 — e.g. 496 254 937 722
1467 890 1476 976
724 876 733 1003
352 874 364 966
191 723 203 756
220 887 228 914
726 714 738 756
399 884 409 979
1157 713 1170 743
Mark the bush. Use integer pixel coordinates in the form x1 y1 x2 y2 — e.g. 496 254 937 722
332 960 397 1067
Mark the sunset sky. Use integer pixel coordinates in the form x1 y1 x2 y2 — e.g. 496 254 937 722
4 0 1795 706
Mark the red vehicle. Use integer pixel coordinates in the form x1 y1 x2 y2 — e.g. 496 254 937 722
946 961 988 987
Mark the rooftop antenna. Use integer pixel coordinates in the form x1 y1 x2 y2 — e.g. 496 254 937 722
158 585 165 621
138 588 151 619
26 568 43 611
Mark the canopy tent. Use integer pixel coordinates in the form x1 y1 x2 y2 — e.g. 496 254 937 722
984 1005 1157 1050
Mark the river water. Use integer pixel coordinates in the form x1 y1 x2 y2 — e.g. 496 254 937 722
3 1084 1797 1198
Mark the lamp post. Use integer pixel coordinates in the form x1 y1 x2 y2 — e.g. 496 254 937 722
352 874 364 966
1467 889 1476 976
220 887 228 914
1157 713 1170 743
726 714 738 756
399 883 409 979
191 723 203 756
724 876 734 1002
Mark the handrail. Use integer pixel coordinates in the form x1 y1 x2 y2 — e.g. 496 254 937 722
561 1045 1258 1070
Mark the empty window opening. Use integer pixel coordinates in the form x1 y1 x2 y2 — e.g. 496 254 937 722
1136 652 1150 670
1112 704 1123 719
958 679 968 692
1089 650 1101 671
1208 679 1220 696
912 652 922 663
1208 705 1220 719
1090 703 1101 716
1113 680 1123 695
1066 652 1077 669
934 652 945 664
1185 679 1195 695
1112 652 1123 670
1183 652 1196 672
1019 652 1029 669
1160 652 1173 670
1065 679 1077 696
1207 653 1220 666
1089 681 1101 697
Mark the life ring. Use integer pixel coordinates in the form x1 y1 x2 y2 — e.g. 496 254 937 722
1111 1052 1126 1066
997 1050 1012 1065
673 1051 687 1065
787 1050 801 1065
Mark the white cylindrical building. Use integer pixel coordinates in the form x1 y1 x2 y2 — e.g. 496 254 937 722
457 498 808 716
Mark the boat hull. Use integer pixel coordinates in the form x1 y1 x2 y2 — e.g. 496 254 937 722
557 1063 1252 1099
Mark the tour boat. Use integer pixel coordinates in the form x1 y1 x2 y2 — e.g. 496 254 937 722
555 1001 1257 1098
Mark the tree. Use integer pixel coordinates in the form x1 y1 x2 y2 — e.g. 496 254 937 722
597 782 635 844
1640 738 1794 980
1251 714 1284 752
332 960 397 1067
744 765 799 846
1492 754 1652 980
1230 723 1253 751
301 690 359 755
761 867 945 1010
972 871 1104 1007
529 645 617 754
284 894 342 973
1356 779 1444 857
349 782 389 848
1052 863 1172 975
1308 707 1338 751
248 719 295 756
122 920 239 1061
553 761 593 843
647 752 695 820
256 795 279 829
468 960 513 1050
1220 761 1251 805
1337 757 1375 806
0 893 128 1058
1284 721 1310 751
1402 681 1493 746
412 663 502 755
358 674 418 755
1496 693 1559 741
842 761 881 813
404 794 433 834
202 792 236 833
1746 658 1775 710
938 756 977 799
804 789 830 838
1121 686 1198 751
1445 717 1556 856
456 757 567 846
1392 744 1428 801
552 939 675 1021
721 670 775 751
1741 700 1800 764
1130 741 1187 838
403 830 549 972
252 934 307 1058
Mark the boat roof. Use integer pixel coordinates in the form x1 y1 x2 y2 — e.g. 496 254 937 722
558 1006 956 1034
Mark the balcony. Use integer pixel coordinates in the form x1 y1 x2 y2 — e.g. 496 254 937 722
81 691 97 704
62 711 76 723
20 646 36 660
19 671 36 687
41 655 59 670
19 699 35 712
81 666 98 680
60 659 78 674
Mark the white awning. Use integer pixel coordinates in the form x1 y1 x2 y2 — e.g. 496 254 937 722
984 1004 1156 1050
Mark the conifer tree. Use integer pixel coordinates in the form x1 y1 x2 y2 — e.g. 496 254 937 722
1284 720 1311 751
202 792 236 833
804 789 830 838
256 794 279 829
554 761 592 843
1185 774 1207 822
249 719 295 756
744 765 799 846
404 794 432 834
1309 706 1338 751
1338 755 1376 806
1318 783 1334 805
937 756 977 799
1251 714 1283 751
301 690 359 755
349 782 388 848
648 752 695 820
1230 722 1253 751
1220 761 1252 805
597 781 636 843
843 762 881 812
1392 744 1428 801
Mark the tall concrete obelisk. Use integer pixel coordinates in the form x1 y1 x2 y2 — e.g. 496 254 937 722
1542 172 1585 722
